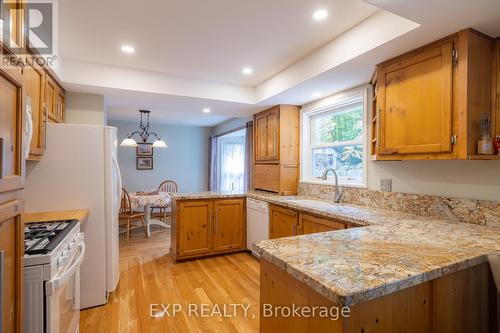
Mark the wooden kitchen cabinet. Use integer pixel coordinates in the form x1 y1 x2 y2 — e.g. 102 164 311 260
0 199 24 333
24 59 46 161
171 197 246 261
44 73 57 122
0 62 24 193
253 105 300 195
372 29 497 160
0 51 25 333
269 205 298 239
494 38 500 137
175 200 212 257
213 199 245 252
43 73 65 123
298 213 346 235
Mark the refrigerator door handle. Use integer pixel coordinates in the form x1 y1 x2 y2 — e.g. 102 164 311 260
112 155 123 215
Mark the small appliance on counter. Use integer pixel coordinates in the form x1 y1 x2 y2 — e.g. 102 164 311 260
24 219 85 333
494 135 500 155
477 118 493 155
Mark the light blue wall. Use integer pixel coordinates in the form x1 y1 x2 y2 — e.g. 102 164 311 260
109 120 212 193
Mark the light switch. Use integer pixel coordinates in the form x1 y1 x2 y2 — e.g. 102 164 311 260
380 179 392 192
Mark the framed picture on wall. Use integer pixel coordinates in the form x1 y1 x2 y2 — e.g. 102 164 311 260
137 157 153 170
137 143 153 156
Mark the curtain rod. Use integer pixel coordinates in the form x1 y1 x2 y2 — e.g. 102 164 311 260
213 121 253 138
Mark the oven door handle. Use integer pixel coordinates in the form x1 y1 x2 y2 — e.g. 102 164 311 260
45 242 86 296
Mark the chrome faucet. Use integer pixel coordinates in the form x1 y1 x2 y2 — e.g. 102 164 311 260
321 168 345 203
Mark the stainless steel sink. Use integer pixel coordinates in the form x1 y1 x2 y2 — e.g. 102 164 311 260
282 198 335 209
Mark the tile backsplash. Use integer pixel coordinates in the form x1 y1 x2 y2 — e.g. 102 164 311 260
298 183 500 227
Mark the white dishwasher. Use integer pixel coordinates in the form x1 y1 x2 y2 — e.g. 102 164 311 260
246 198 269 258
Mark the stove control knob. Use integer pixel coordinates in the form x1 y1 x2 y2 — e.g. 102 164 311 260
68 242 76 251
58 255 69 267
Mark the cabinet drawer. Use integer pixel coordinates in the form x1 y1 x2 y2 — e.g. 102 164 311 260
254 164 280 192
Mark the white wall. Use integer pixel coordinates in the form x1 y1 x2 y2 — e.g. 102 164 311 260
109 120 211 192
65 92 106 125
367 160 500 201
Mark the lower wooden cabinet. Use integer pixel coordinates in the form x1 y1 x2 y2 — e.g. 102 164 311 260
298 213 347 235
270 205 350 239
171 198 246 261
0 198 24 333
175 200 212 257
269 205 299 239
213 199 245 252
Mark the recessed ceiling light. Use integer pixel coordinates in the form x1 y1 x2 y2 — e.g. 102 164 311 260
121 45 135 54
203 108 211 113
313 9 328 21
242 67 253 75
312 92 321 98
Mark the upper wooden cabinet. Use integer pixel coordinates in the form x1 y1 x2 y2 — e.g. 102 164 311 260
44 73 65 123
253 105 300 195
255 107 280 162
0 60 24 194
371 29 498 160
171 198 246 262
24 60 46 161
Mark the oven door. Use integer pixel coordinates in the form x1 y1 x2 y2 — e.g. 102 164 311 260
45 239 85 333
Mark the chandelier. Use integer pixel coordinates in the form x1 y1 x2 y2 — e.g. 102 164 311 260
120 110 168 148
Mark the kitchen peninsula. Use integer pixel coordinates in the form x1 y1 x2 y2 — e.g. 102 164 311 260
171 191 500 332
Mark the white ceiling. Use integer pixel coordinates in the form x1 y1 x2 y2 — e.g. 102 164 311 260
60 0 378 86
57 0 500 127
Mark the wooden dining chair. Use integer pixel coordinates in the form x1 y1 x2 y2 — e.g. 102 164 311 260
119 188 148 241
151 180 178 222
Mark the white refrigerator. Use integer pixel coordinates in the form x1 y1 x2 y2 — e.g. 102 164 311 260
24 123 122 309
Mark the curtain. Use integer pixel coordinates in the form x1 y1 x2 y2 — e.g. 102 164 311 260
244 121 253 191
208 135 218 191
220 141 245 192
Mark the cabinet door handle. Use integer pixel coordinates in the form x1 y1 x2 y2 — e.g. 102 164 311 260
43 105 48 149
0 250 4 330
0 0 5 20
273 131 277 157
0 137 4 179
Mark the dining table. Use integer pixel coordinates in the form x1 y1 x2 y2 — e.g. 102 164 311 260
129 191 172 237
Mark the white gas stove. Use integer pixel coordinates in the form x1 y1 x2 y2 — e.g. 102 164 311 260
24 220 85 333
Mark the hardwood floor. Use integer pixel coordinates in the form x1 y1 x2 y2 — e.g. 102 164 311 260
80 226 260 332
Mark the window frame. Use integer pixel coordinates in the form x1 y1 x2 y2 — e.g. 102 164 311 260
300 86 369 188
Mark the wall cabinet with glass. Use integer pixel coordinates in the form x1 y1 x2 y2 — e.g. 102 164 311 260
371 29 499 160
253 105 300 195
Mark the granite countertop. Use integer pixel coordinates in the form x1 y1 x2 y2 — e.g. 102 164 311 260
170 190 500 306
170 191 246 200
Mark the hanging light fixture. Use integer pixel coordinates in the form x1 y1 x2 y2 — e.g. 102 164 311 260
120 110 168 148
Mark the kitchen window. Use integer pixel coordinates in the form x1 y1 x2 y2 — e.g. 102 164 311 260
301 87 368 187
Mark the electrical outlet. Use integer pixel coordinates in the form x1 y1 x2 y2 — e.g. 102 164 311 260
380 179 392 192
